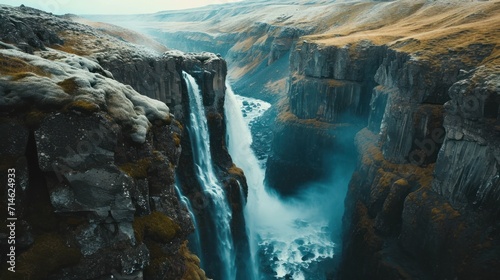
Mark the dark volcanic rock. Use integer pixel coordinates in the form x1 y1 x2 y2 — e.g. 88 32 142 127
265 117 358 195
433 67 500 217
260 12 500 278
338 50 499 280
35 113 117 172
0 5 63 53
0 5 212 280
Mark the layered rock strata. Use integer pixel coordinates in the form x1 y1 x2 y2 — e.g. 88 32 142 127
263 1 500 279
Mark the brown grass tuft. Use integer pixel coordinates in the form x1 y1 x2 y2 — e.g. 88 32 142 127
228 164 244 177
57 78 79 94
0 53 51 80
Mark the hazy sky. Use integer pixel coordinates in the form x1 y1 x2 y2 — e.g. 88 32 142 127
0 0 243 14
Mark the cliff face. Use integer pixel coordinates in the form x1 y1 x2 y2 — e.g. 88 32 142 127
0 5 246 280
265 41 385 193
263 0 500 279
339 65 499 280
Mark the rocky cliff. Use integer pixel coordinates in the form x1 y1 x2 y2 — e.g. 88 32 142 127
86 0 343 102
264 0 500 279
0 5 247 280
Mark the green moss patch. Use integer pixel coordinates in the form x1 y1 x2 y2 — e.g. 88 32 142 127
6 234 81 280
134 212 181 279
51 32 91 56
133 211 180 244
64 99 100 113
119 158 152 179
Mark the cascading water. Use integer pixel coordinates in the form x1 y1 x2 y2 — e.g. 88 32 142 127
183 71 236 280
174 181 202 258
225 84 338 280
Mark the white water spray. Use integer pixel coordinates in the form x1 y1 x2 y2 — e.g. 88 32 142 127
225 84 336 279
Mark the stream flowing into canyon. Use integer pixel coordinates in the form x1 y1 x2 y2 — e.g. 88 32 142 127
183 72 237 280
225 85 339 280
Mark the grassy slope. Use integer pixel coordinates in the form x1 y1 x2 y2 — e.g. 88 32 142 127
307 0 500 68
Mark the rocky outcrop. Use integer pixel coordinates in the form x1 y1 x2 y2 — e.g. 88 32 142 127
337 38 499 280
0 46 197 279
265 111 359 195
263 1 500 277
265 41 384 194
433 67 500 217
0 5 249 280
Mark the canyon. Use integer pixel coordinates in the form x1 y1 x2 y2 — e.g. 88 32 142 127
1 0 499 279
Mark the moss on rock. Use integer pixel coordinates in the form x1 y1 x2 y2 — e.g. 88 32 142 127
133 211 180 244
228 164 244 177
57 78 79 95
180 241 207 280
5 234 81 280
173 132 181 147
64 99 100 113
119 158 152 179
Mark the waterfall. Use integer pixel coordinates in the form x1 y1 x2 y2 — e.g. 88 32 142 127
225 84 337 280
174 181 202 259
183 71 236 280
224 86 263 280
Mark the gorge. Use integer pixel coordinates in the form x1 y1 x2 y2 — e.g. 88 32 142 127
1 1 499 280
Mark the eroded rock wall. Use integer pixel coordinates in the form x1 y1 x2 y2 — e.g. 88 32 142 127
265 41 384 194
0 5 249 280
267 30 499 278
338 48 500 279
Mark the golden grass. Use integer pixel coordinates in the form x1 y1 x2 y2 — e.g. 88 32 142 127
230 53 264 80
70 17 168 53
0 53 51 80
307 0 500 67
357 128 435 190
292 74 345 88
51 32 91 56
57 78 79 94
232 36 257 52
180 241 208 280
264 78 288 95
228 164 244 177
64 100 100 113
277 108 350 130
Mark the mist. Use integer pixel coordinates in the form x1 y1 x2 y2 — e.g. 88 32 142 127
225 84 357 279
